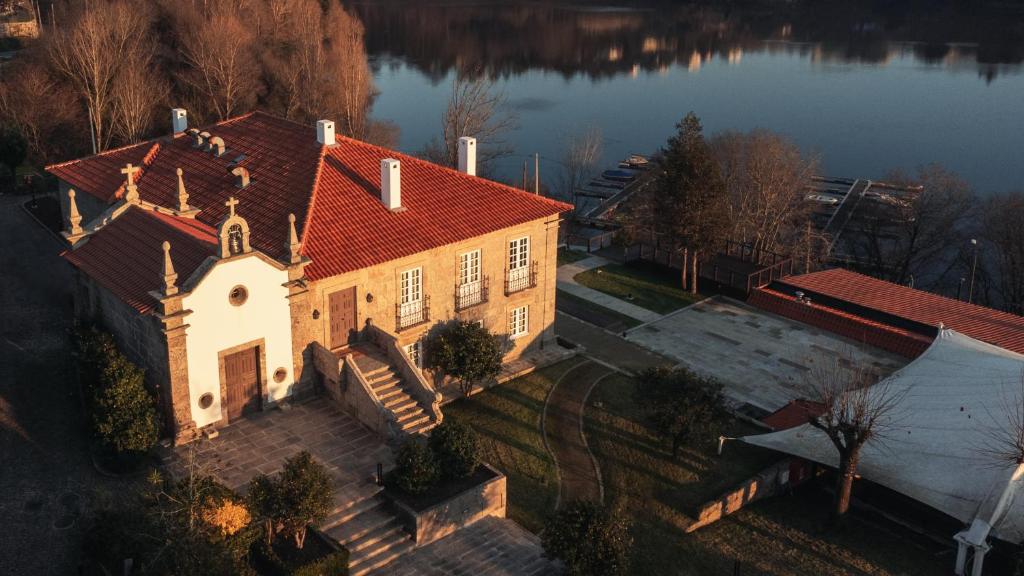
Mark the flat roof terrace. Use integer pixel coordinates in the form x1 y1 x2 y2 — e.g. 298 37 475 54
624 296 908 415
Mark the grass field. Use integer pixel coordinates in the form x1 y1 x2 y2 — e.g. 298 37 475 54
442 358 584 532
574 261 702 315
585 373 949 576
557 247 591 266
556 289 642 332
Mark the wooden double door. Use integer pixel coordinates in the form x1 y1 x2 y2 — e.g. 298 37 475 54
223 346 261 420
329 287 358 349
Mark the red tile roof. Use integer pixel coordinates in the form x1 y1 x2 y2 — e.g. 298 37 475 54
748 287 933 358
63 207 217 313
50 112 571 298
778 268 1024 356
761 400 826 431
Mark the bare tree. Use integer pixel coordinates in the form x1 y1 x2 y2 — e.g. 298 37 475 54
46 1 153 152
980 372 1024 467
850 164 974 289
421 73 517 170
176 9 260 122
979 192 1024 314
710 129 819 257
111 46 165 145
0 63 83 164
805 355 903 523
558 126 603 210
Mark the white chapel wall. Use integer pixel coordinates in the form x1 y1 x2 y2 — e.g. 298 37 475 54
181 255 293 428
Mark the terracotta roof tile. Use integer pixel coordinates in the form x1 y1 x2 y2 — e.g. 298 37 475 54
50 111 571 292
63 207 217 313
778 268 1024 355
762 400 826 431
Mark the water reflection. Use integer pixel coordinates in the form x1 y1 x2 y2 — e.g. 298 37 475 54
354 1 1023 82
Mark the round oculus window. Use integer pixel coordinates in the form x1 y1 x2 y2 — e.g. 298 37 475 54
228 285 248 306
274 368 287 383
198 392 214 409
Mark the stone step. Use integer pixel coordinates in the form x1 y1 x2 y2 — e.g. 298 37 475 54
370 374 402 390
398 412 431 431
375 385 405 401
395 406 425 424
383 395 418 412
346 520 405 554
363 363 396 380
402 419 437 436
325 504 396 546
320 493 383 532
350 537 416 576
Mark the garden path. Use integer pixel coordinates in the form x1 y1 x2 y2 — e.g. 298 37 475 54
542 360 614 507
557 255 661 323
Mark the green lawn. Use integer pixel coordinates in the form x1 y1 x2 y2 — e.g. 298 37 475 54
557 247 590 266
556 289 642 332
585 373 948 576
443 358 584 532
573 261 702 314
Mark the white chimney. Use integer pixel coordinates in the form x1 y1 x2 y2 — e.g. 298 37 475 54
458 136 477 176
317 120 336 146
381 159 401 210
171 108 188 134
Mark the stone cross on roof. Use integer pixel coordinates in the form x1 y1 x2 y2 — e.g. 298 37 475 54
121 163 140 186
225 196 239 217
121 163 140 204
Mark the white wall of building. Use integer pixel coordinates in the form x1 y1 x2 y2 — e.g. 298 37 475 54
181 255 293 428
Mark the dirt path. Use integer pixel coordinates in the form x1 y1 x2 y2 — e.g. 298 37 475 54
543 360 614 506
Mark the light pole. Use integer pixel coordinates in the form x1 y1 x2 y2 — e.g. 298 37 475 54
968 239 979 304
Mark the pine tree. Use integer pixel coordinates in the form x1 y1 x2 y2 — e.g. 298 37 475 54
654 112 730 293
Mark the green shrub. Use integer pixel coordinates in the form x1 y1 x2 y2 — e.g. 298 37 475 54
428 419 481 480
633 366 727 457
292 550 350 576
392 440 438 495
248 451 334 550
542 500 632 576
427 321 503 396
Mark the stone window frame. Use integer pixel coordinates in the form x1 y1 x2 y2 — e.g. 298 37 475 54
508 305 529 339
214 337 268 426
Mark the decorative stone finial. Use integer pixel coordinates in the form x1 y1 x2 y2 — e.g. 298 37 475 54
287 213 301 264
162 241 178 297
121 163 140 204
176 168 190 211
67 189 83 236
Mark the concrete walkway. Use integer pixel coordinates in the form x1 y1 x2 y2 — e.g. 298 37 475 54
557 255 661 323
555 312 675 375
543 360 613 506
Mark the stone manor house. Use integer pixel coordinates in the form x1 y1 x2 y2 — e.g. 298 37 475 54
49 109 570 444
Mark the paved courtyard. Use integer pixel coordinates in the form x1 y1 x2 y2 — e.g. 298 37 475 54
624 296 908 414
165 398 392 503
382 516 558 576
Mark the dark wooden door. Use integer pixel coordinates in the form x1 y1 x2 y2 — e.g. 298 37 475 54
329 287 357 349
224 346 261 420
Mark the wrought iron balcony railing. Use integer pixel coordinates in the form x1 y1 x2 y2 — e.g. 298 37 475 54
505 261 538 295
455 276 489 311
396 295 430 332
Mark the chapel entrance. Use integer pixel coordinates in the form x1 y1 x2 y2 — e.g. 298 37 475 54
328 287 358 349
223 346 261 420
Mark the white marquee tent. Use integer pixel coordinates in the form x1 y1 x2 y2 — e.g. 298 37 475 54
744 329 1024 549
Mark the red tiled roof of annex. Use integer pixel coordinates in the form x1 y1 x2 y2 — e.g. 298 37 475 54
50 112 571 310
781 268 1024 356
63 207 218 314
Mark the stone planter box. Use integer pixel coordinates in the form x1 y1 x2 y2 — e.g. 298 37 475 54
386 463 507 547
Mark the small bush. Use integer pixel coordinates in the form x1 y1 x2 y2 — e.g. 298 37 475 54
392 440 438 495
542 500 632 576
633 366 727 457
427 321 503 396
428 419 481 480
248 451 334 550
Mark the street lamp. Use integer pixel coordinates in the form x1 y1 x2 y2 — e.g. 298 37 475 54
968 239 979 304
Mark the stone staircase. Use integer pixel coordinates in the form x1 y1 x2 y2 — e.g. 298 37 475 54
320 489 414 576
351 345 438 436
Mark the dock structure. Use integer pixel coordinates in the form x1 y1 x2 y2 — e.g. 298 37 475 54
823 178 871 251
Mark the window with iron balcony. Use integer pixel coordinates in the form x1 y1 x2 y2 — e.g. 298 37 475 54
456 276 489 311
397 267 429 331
505 261 538 295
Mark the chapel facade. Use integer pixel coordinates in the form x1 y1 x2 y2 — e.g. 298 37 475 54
49 109 570 444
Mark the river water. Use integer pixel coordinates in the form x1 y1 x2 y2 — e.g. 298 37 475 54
359 1 1024 195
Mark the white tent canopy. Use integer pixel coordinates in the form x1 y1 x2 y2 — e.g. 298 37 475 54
743 329 1024 543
